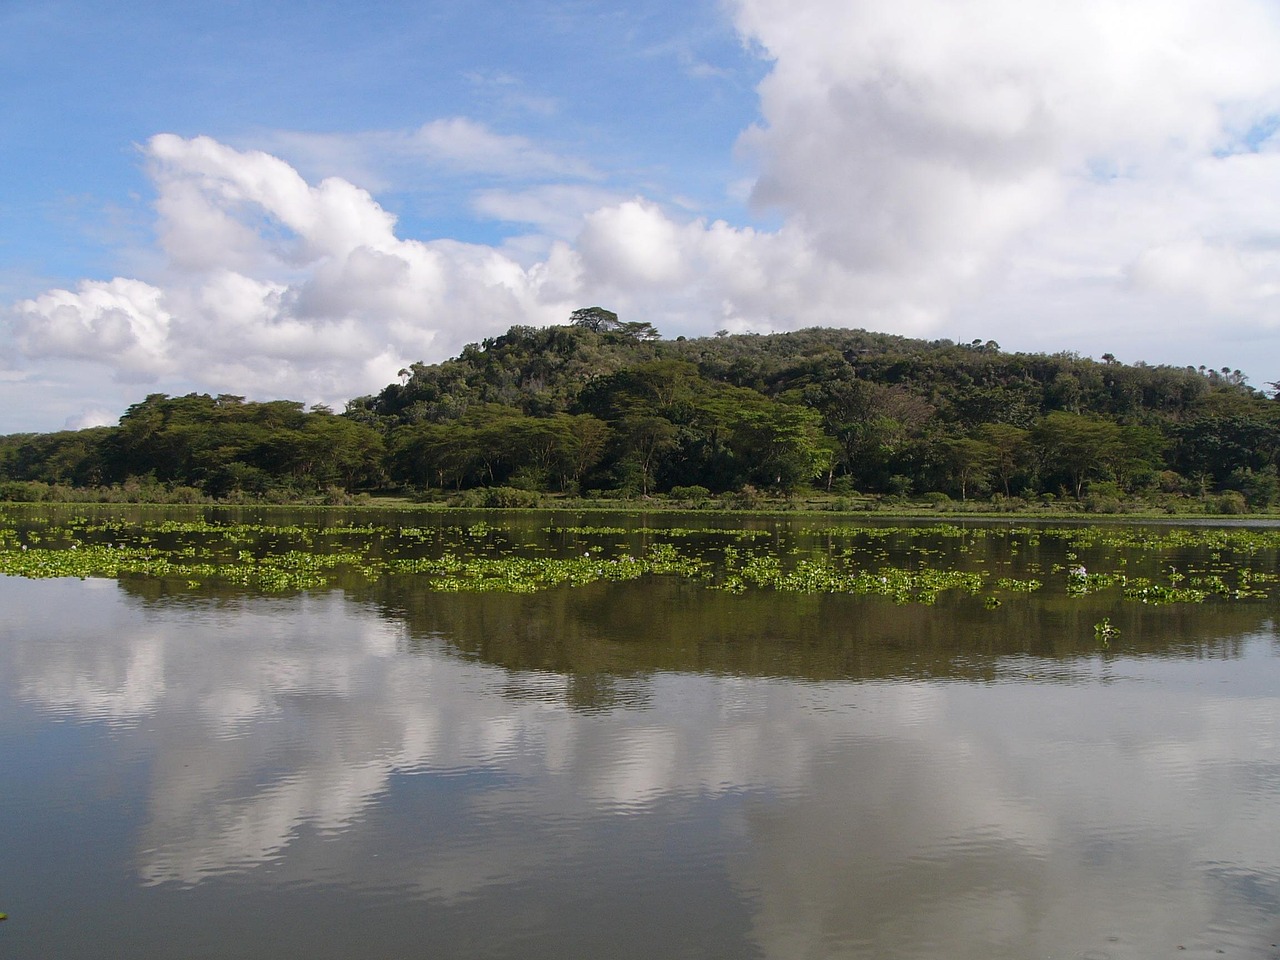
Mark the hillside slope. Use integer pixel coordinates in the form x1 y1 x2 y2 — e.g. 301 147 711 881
3 319 1277 505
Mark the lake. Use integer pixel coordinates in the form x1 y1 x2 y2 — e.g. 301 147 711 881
1 506 1278 959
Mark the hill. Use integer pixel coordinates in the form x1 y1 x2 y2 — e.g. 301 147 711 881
3 314 1278 508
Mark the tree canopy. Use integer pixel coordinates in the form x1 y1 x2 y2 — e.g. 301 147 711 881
4 309 1279 506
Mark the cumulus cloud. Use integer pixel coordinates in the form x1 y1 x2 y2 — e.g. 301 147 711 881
561 0 1280 352
9 134 585 408
8 0 1280 421
579 200 693 286
726 0 1280 333
16 277 173 380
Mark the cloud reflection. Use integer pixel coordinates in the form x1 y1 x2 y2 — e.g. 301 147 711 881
2 576 1279 956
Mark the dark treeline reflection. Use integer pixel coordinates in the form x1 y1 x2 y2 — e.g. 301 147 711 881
115 574 1275 695
373 581 1272 681
79 508 1280 712
8 561 1280 959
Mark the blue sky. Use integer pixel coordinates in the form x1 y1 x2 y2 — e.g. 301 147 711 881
5 0 1280 431
2 0 762 280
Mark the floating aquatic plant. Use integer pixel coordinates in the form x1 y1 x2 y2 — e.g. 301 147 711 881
1095 618 1121 646
3 507 1279 604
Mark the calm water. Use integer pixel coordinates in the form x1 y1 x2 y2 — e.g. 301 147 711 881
1 510 1279 959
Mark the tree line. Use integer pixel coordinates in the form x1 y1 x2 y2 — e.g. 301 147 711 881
3 310 1279 508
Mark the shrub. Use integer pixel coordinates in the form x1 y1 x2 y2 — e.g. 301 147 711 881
508 467 549 492
1084 494 1122 514
1234 466 1279 508
1084 481 1123 514
481 486 540 508
447 489 487 508
669 484 711 506
829 475 856 494
0 480 50 502
167 485 208 504
887 475 913 496
1216 490 1249 515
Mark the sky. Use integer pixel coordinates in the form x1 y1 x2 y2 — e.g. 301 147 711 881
4 0 1280 432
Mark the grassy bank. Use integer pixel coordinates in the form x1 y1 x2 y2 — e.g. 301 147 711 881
2 478 1276 521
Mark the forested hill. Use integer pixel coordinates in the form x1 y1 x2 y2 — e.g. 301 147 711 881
3 310 1279 508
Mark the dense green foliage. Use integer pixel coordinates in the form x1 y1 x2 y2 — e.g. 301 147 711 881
4 317 1279 507
0 394 385 502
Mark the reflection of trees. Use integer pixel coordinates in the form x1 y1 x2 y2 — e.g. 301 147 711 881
87 507 1280 693
353 577 1277 687
108 568 1277 696
7 575 1280 960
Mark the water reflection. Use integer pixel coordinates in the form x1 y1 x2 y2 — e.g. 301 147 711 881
1 575 1279 959
732 676 1280 959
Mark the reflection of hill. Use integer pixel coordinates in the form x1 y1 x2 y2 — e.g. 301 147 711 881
6 575 1280 960
357 577 1274 686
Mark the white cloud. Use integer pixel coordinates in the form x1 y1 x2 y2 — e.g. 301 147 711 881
542 0 1280 359
407 117 597 179
473 184 628 239
15 277 173 380
261 117 598 192
723 0 1280 336
7 135 585 409
579 199 692 286
64 407 118 430
8 0 1280 422
1127 237 1252 308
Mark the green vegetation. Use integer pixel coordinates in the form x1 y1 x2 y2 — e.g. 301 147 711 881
4 314 1280 511
3 509 1279 612
1095 618 1121 646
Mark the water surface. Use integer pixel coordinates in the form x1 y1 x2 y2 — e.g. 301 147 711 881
1 510 1278 959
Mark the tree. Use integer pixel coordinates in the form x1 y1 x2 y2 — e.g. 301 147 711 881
560 414 610 488
620 320 661 341
389 423 479 490
615 413 676 495
1033 412 1124 498
727 401 828 492
1172 414 1280 489
940 437 996 501
299 413 386 490
976 423 1031 496
0 428 112 486
569 306 621 333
